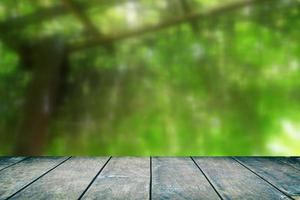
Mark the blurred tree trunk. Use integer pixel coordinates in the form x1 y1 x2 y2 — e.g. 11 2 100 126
14 37 68 155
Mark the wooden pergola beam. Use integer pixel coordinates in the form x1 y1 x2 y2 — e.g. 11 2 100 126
70 0 273 51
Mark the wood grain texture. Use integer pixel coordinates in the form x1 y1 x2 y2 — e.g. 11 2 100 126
10 157 109 199
152 157 220 200
0 157 26 171
279 157 300 171
81 157 150 200
236 157 300 199
0 157 68 199
0 157 299 199
193 157 289 200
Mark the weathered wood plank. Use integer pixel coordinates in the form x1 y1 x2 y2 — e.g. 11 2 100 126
81 157 150 200
279 157 300 171
152 157 220 200
0 156 299 199
193 157 289 200
0 157 68 199
9 157 110 199
0 157 26 171
236 157 300 199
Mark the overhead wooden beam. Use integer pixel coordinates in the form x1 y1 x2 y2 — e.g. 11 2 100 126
70 0 273 51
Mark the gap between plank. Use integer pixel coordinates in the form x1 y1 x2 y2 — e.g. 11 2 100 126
6 156 72 200
231 157 294 200
77 156 112 200
0 157 30 173
149 156 152 200
190 157 223 200
278 159 300 172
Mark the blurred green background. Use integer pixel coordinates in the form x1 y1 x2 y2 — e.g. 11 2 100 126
0 0 300 155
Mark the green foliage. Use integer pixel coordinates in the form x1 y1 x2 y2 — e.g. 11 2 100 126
0 0 300 155
0 42 31 154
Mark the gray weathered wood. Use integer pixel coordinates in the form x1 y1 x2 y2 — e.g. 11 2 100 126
81 157 150 200
236 157 300 199
0 157 26 171
9 157 110 199
193 157 289 200
152 157 220 200
279 157 300 171
0 157 299 199
0 157 68 199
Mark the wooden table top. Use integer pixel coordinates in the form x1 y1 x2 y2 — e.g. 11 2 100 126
0 157 299 199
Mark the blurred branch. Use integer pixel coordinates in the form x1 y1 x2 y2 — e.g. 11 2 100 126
179 0 199 31
70 0 272 51
61 0 103 38
0 5 68 31
0 0 118 33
